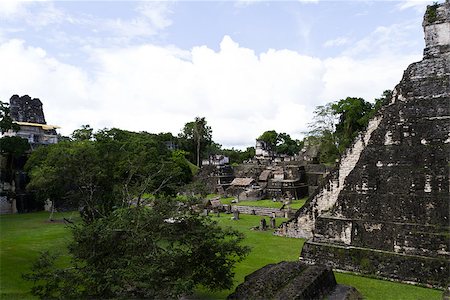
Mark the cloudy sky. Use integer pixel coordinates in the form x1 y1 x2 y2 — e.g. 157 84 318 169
0 0 438 148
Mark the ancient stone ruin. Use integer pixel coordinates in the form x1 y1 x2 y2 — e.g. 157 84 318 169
278 2 449 288
9 94 47 124
0 95 58 214
228 261 362 299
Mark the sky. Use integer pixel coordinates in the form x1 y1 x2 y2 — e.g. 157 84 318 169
0 0 440 149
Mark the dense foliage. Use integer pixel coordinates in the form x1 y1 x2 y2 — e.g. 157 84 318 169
307 91 391 164
257 130 302 156
24 201 250 299
25 128 192 220
24 126 249 299
178 117 212 167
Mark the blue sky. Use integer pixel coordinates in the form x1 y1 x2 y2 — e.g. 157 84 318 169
0 0 439 148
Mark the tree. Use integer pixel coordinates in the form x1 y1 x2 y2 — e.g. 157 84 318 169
71 124 93 141
257 130 279 151
257 130 301 156
24 127 250 298
24 199 249 299
179 117 212 167
276 133 302 156
0 101 19 133
306 94 385 164
26 127 192 221
332 97 373 153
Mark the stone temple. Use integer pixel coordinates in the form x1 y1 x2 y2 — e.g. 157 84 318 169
277 2 449 288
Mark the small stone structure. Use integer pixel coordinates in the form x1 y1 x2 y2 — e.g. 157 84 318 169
278 2 450 288
228 261 362 300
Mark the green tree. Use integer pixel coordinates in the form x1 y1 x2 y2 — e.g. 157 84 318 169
332 97 373 153
257 130 279 151
179 117 212 167
257 130 301 156
26 127 192 221
0 101 19 133
276 133 302 156
24 198 249 299
71 124 93 141
306 94 386 164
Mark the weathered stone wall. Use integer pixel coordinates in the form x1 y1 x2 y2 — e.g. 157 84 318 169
301 242 449 288
291 2 450 288
9 95 47 124
231 205 294 218
228 261 362 299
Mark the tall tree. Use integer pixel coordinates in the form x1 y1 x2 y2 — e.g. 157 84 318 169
332 97 373 153
257 130 301 156
179 117 212 167
306 94 385 164
257 130 279 151
0 101 19 133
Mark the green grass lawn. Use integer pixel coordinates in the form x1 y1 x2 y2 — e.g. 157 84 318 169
0 211 77 299
195 214 304 299
0 212 443 300
219 197 307 210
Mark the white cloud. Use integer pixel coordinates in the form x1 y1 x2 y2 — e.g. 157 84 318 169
0 24 422 148
324 37 350 48
0 1 65 30
0 0 29 19
343 20 422 57
396 0 435 12
100 2 173 38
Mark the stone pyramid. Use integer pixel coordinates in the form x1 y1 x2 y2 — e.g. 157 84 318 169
279 2 449 288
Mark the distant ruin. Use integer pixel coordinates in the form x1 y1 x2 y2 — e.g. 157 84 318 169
277 2 449 288
0 95 59 214
200 142 330 202
3 95 59 147
10 95 47 124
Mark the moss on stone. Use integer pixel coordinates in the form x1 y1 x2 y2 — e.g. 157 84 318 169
426 3 439 23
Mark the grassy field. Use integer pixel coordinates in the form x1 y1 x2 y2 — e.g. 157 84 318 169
0 212 443 299
0 211 78 299
217 196 307 210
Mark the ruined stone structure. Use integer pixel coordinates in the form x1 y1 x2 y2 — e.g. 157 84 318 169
231 161 313 200
1 95 58 214
278 2 450 288
10 95 47 124
228 261 362 300
3 95 59 148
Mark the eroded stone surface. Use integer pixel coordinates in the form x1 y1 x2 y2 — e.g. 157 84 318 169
279 2 450 288
9 94 47 124
227 261 362 300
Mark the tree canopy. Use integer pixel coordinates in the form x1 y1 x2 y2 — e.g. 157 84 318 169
257 130 302 156
0 101 19 133
24 201 250 299
25 127 192 219
24 126 249 299
306 91 391 164
178 117 212 167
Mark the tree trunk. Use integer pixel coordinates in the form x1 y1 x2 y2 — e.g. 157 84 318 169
197 137 201 167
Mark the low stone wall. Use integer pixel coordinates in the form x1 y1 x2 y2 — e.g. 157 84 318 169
231 205 294 218
301 241 449 289
0 196 15 214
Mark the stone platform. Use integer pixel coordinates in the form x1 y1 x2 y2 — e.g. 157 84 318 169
227 261 361 300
